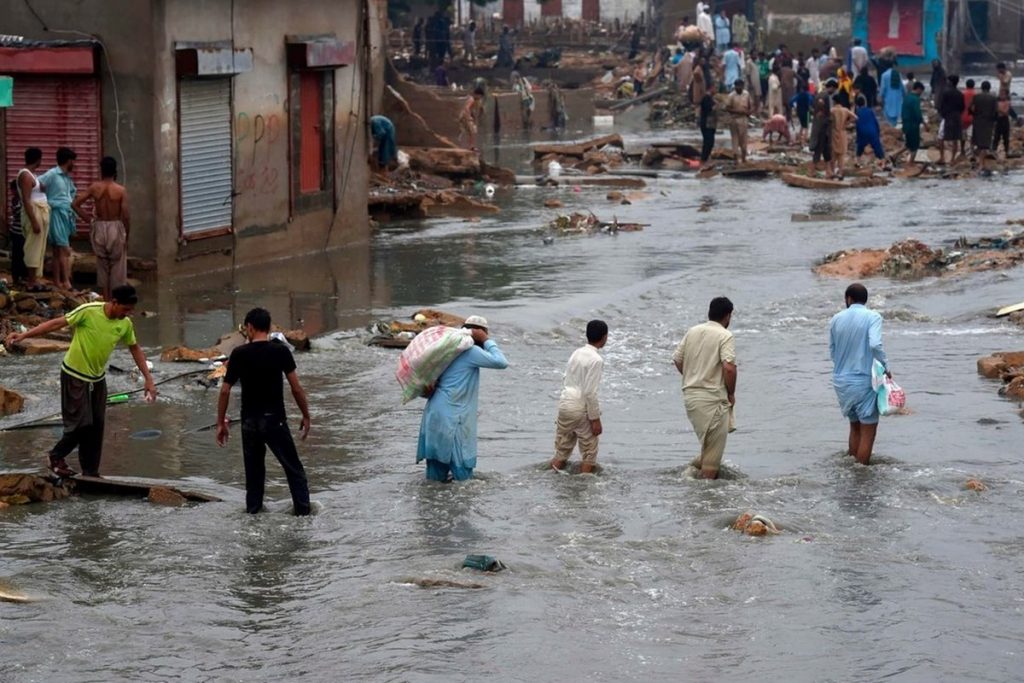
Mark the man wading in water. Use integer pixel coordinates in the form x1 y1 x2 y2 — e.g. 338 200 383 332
417 315 507 482
551 320 607 474
4 285 157 477
829 283 889 465
673 297 737 479
217 308 312 515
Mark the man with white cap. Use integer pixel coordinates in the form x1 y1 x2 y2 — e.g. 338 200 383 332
416 315 508 481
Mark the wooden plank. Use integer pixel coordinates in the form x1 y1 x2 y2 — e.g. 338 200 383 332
64 475 221 502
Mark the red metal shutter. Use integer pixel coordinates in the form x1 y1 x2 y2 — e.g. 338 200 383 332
582 0 600 23
298 70 324 194
3 75 101 235
542 0 562 18
503 0 525 27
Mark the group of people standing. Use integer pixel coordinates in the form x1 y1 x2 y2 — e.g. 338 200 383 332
413 284 891 483
7 147 131 300
673 31 1018 175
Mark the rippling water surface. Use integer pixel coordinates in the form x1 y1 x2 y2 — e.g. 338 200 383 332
2 129 1024 682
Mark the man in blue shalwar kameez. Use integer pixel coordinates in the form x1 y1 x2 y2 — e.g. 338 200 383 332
829 283 890 465
417 315 508 481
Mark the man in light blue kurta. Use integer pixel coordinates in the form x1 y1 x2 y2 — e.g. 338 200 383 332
417 315 508 481
38 147 82 290
829 282 889 465
723 45 741 91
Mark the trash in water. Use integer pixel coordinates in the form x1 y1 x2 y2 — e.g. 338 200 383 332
462 554 506 572
131 429 163 440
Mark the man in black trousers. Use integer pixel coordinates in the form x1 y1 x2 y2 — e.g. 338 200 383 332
217 307 311 515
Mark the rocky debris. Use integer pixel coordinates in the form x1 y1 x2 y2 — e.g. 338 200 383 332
0 386 25 416
977 351 1024 404
0 473 72 505
549 212 646 236
731 512 781 536
161 327 308 363
1001 375 1024 400
369 171 501 220
422 191 500 218
405 147 481 177
147 486 188 507
816 232 1024 280
367 309 467 349
10 338 72 355
533 133 623 160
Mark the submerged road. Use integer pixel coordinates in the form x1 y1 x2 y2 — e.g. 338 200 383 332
2 128 1024 680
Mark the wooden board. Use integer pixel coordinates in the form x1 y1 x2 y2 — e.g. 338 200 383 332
781 172 890 190
996 302 1024 317
61 475 221 502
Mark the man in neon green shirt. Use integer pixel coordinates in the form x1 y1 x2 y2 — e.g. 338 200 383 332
5 285 157 476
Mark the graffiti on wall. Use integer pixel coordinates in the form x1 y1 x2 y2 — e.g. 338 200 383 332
235 111 282 196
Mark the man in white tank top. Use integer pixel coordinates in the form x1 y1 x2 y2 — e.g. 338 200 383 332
16 147 50 290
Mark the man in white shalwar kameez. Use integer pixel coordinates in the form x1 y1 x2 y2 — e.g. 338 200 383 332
551 320 607 474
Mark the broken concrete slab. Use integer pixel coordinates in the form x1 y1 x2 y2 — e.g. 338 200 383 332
533 134 624 159
0 386 25 417
405 147 482 176
11 338 72 355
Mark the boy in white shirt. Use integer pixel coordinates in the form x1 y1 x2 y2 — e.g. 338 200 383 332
551 320 607 474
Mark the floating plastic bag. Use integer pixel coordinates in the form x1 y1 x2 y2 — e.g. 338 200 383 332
872 360 906 416
395 326 474 403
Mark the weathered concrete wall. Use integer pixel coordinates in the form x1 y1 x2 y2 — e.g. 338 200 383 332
763 0 852 53
151 0 373 276
0 0 159 260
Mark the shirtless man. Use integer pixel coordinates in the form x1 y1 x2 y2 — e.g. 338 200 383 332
73 157 129 300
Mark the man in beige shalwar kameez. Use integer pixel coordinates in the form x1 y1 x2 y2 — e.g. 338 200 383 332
672 297 737 479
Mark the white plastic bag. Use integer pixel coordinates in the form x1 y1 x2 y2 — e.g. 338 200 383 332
872 360 906 416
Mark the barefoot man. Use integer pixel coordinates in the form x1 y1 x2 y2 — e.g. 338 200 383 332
829 283 889 465
551 320 607 474
3 285 157 477
73 157 130 300
673 297 737 479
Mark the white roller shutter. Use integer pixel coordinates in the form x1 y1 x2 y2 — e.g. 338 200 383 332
179 78 233 235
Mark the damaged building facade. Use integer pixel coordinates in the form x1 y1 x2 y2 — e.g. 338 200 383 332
1 0 384 278
660 0 947 69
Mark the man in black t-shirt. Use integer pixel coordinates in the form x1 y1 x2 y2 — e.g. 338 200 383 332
217 307 312 515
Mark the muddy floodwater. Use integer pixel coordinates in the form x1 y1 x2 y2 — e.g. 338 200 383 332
3 127 1024 681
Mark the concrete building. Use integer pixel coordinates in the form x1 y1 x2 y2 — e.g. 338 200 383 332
851 0 945 69
461 0 646 26
956 0 1022 64
1 0 383 278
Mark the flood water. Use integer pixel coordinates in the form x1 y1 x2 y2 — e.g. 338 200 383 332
3 124 1024 681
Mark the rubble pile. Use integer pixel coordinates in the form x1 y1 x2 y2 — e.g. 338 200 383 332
367 309 467 348
548 212 646 235
976 351 1024 401
0 281 84 356
816 232 1024 280
533 134 627 175
0 474 72 507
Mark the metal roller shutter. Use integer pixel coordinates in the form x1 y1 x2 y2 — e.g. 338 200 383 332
179 78 233 235
4 75 101 235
